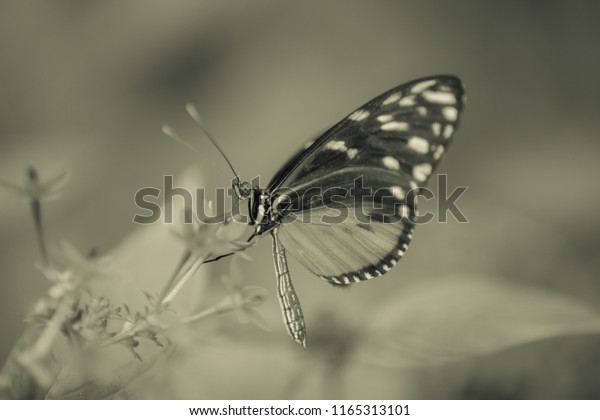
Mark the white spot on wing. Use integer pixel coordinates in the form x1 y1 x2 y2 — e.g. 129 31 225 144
399 96 416 107
409 181 418 190
413 163 432 182
442 106 458 121
347 148 358 159
422 90 457 104
443 124 454 138
377 114 393 123
348 109 370 121
365 272 373 279
381 121 409 131
325 140 347 152
398 204 410 219
382 156 400 171
382 92 401 105
390 186 405 200
432 122 441 136
407 136 430 154
416 106 427 116
411 79 437 93
433 145 445 160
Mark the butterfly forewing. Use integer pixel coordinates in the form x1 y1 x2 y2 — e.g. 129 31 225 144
268 75 464 284
269 75 465 194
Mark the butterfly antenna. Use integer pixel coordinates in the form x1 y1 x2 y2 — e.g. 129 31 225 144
161 124 205 159
185 103 241 187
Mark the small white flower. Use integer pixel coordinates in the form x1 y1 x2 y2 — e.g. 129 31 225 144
0 166 69 202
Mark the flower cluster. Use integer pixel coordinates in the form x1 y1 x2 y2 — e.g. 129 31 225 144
0 166 268 399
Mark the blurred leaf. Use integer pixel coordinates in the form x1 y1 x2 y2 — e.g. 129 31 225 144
355 275 600 368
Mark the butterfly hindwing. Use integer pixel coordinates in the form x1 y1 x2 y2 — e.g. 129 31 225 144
277 203 416 285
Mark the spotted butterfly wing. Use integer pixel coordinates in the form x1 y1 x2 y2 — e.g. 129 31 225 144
247 75 464 347
268 75 464 283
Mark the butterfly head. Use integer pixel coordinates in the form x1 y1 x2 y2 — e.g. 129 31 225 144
247 189 269 229
243 187 289 238
232 179 274 234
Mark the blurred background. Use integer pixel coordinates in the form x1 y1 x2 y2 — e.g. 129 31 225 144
1 1 600 399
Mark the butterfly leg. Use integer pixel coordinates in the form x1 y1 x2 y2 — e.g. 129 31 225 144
270 228 307 348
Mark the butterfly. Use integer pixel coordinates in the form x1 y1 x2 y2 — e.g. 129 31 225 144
229 75 465 348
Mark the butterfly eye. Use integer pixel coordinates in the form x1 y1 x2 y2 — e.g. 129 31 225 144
238 181 252 198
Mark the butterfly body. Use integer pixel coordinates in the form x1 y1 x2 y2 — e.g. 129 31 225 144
236 75 465 347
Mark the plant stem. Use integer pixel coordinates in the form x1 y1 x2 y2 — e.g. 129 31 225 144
178 298 234 325
161 256 205 305
30 199 48 265
178 307 221 324
157 250 191 304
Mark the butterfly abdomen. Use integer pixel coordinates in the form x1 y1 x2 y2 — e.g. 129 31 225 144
271 229 307 348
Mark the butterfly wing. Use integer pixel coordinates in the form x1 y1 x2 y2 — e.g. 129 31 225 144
269 75 465 284
269 75 465 192
277 205 415 284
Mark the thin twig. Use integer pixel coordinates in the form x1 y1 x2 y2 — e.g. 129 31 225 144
178 306 224 325
30 199 48 265
161 256 206 305
203 252 234 264
157 250 192 303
